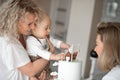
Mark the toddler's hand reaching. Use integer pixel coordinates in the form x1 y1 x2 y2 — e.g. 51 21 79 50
50 53 65 60
56 53 65 60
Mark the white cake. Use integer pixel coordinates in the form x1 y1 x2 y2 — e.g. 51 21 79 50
58 61 82 80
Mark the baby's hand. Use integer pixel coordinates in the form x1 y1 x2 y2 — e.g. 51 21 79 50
56 53 65 60
49 47 55 53
46 35 55 53
50 53 65 60
60 42 70 49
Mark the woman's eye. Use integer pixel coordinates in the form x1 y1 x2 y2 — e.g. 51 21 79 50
28 23 32 26
34 23 36 26
45 27 48 30
45 28 47 30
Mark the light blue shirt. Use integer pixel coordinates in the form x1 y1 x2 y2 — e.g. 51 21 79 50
102 65 120 80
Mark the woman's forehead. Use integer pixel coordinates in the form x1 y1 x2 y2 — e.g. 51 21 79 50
20 12 36 22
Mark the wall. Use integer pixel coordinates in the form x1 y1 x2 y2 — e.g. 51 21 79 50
66 0 103 78
34 0 51 15
102 0 120 22
85 0 104 79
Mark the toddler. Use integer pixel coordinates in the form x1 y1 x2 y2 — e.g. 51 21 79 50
26 9 70 80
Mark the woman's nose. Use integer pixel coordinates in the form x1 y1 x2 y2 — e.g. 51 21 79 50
94 47 96 52
30 23 36 29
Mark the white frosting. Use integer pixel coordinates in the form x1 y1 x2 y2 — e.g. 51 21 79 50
50 71 58 76
53 62 58 66
58 61 82 80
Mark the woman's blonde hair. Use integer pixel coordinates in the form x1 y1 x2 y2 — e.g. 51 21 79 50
0 0 39 40
97 22 120 71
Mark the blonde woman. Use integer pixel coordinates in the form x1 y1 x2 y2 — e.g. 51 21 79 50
94 22 120 80
0 0 48 80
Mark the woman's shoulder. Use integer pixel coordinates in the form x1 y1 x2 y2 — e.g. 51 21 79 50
102 65 120 80
26 35 40 45
26 35 38 42
110 65 120 75
0 36 19 45
27 35 35 40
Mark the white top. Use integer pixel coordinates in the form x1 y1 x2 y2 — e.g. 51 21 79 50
0 36 30 80
102 65 120 80
26 36 62 60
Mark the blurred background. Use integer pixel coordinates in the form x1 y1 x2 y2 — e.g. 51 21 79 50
1 0 120 79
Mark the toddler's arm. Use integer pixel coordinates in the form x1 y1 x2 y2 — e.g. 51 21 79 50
49 36 70 50
60 42 70 50
50 53 65 60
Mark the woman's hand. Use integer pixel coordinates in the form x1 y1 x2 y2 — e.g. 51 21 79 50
38 70 46 80
30 77 38 80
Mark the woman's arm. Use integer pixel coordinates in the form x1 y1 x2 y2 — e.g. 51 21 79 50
18 58 48 77
19 35 48 77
